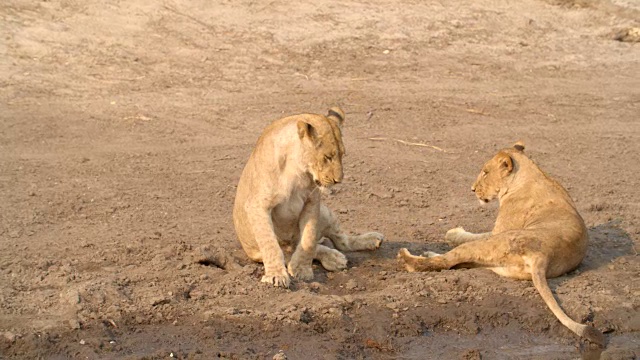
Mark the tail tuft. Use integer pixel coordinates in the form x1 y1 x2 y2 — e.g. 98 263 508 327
581 325 605 346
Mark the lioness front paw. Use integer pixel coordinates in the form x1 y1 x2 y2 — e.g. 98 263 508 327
421 251 442 258
445 227 466 242
287 262 314 281
319 249 348 272
361 232 384 249
261 267 291 288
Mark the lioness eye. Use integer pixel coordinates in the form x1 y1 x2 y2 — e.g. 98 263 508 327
324 155 332 162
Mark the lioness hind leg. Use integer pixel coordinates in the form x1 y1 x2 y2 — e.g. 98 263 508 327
331 232 384 251
318 205 384 251
398 232 523 273
445 227 492 246
315 244 348 271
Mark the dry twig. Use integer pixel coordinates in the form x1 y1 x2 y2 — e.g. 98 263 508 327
368 137 445 152
106 319 117 328
465 108 490 116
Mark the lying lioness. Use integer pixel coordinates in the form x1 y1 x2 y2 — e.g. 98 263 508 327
398 143 604 345
233 107 384 288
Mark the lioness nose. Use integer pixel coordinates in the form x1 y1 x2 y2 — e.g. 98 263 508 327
333 168 343 184
471 186 476 192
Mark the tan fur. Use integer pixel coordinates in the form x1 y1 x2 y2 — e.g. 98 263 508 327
233 107 384 288
398 143 604 345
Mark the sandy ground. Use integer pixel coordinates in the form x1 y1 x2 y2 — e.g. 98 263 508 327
1 0 639 359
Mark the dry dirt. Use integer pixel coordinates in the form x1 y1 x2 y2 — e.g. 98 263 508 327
1 0 639 359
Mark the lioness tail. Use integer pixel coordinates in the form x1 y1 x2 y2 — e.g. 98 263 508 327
530 258 605 346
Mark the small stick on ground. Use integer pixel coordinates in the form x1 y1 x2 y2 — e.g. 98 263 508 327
465 108 490 116
365 110 375 121
368 137 445 152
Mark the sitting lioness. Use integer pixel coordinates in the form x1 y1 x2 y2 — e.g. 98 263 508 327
233 107 384 288
398 143 604 345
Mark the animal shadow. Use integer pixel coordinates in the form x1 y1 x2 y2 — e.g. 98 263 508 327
580 219 636 272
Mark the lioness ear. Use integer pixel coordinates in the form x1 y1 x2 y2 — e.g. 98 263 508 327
297 121 316 140
498 152 513 174
513 141 525 152
327 107 345 126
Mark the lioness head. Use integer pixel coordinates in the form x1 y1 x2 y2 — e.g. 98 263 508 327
297 107 346 187
472 142 525 203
